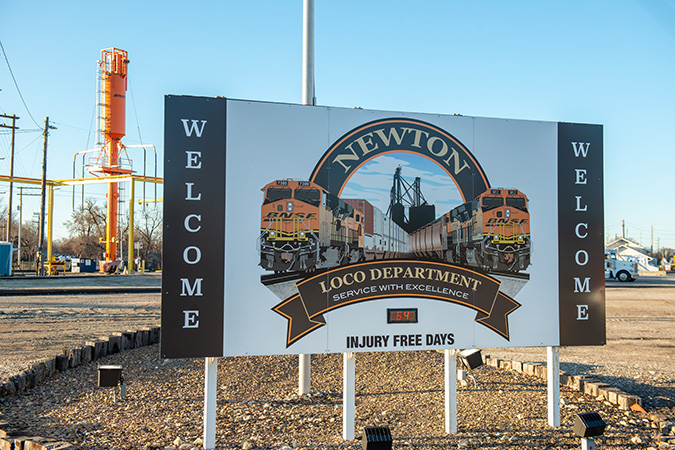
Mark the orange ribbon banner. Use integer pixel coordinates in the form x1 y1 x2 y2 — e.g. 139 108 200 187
273 260 520 347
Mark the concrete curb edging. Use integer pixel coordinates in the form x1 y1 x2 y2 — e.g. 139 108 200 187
484 355 641 409
0 287 161 297
0 326 160 450
0 327 160 397
484 355 675 447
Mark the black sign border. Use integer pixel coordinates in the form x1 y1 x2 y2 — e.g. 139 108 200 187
161 95 226 358
557 122 605 346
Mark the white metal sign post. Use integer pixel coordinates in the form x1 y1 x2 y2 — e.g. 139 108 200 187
343 353 356 440
547 346 561 427
444 349 458 434
204 358 218 448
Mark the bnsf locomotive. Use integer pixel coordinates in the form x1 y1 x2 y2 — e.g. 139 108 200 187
259 179 408 272
410 188 531 272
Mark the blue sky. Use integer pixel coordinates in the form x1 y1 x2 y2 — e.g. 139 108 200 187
1 1 674 250
341 153 463 216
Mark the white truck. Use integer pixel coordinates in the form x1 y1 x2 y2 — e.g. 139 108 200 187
605 250 639 282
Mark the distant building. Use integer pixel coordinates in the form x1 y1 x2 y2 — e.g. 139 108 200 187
605 237 657 272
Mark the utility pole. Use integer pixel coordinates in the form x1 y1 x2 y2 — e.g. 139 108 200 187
0 114 18 246
622 220 625 239
38 117 56 276
651 225 654 255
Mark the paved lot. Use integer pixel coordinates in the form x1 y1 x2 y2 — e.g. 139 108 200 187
0 274 161 380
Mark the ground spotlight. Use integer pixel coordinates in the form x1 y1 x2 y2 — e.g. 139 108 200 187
98 364 126 402
361 426 392 450
457 349 483 388
458 349 483 370
573 412 606 450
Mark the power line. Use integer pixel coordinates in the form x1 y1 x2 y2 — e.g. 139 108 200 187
85 103 96 150
0 128 42 134
0 39 42 129
128 79 144 145
12 132 43 177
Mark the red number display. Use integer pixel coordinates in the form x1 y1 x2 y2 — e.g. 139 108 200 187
387 308 418 323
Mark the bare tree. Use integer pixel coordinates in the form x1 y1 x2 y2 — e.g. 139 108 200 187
134 205 163 270
65 199 107 259
0 200 20 245
18 220 39 266
653 247 674 265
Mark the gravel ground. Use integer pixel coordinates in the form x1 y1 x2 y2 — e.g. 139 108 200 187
0 273 673 449
0 346 667 449
486 275 675 418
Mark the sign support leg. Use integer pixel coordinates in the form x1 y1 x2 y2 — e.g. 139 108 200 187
547 346 560 427
343 352 355 440
204 357 218 449
444 349 457 434
299 354 311 395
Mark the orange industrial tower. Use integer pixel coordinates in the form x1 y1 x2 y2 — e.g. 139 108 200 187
88 48 133 263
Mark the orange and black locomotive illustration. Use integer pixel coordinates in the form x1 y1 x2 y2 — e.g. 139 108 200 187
410 188 531 272
259 178 530 274
258 179 407 272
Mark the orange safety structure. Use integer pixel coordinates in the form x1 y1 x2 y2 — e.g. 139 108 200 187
88 48 133 263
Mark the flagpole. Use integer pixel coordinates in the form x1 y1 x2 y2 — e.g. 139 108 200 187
298 0 315 397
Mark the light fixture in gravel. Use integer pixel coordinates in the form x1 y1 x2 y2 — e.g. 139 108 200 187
98 364 125 402
573 412 606 450
361 426 392 450
458 349 484 371
457 349 483 388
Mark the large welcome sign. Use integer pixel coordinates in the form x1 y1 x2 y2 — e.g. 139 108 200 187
162 96 604 358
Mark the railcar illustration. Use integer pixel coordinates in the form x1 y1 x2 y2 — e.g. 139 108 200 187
259 180 409 272
341 198 409 261
410 188 531 272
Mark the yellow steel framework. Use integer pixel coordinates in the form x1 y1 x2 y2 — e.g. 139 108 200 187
0 174 163 275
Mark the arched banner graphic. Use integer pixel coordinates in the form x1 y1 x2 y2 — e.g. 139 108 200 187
309 118 490 200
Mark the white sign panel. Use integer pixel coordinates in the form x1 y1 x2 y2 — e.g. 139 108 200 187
162 96 604 358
